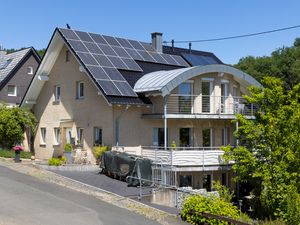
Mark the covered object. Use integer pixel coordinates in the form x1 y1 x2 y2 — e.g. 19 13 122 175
100 151 152 186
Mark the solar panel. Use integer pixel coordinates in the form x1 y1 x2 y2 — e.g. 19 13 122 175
75 31 94 42
149 52 167 64
59 29 79 40
97 80 121 96
137 50 156 62
86 66 109 80
140 42 156 52
172 55 190 67
97 44 117 56
102 67 125 81
102 35 120 46
68 40 89 52
89 33 107 45
181 53 219 66
93 54 114 67
161 54 177 65
128 40 145 50
113 81 137 96
107 56 128 70
115 38 133 49
77 52 98 65
83 42 103 54
121 58 142 71
111 46 131 58
125 48 144 61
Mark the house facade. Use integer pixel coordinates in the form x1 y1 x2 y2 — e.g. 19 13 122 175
0 48 40 106
21 28 261 190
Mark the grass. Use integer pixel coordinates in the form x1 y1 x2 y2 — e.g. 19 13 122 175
0 149 32 159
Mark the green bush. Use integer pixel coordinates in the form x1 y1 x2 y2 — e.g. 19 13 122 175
212 181 234 202
48 157 67 166
93 146 109 160
64 143 72 152
286 189 300 225
0 149 32 159
258 219 286 225
181 194 240 225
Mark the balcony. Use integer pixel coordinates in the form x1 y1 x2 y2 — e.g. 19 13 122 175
113 146 231 169
143 95 257 119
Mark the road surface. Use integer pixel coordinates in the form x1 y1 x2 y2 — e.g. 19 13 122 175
0 165 160 225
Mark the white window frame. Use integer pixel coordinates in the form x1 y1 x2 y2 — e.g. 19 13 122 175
76 81 84 99
54 85 61 102
54 128 61 145
40 128 46 145
7 85 17 96
27 66 33 75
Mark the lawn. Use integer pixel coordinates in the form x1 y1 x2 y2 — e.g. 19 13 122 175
0 149 32 159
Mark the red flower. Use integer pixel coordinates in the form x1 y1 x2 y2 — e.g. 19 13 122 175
13 145 24 151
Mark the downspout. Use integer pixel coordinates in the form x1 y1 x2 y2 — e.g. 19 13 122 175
115 105 129 147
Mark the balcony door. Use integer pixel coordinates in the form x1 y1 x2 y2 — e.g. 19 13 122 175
153 128 167 147
180 128 192 148
202 128 212 148
221 81 229 113
202 80 213 113
178 82 193 113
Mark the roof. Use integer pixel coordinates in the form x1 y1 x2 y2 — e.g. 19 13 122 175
134 64 263 97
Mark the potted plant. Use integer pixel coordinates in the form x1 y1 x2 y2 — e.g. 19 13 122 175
64 143 72 164
13 145 24 162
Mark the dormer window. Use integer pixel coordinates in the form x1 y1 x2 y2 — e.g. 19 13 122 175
27 66 33 75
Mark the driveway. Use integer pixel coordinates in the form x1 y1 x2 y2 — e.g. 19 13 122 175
0 165 161 225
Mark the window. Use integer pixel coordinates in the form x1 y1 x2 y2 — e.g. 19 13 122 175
77 128 84 145
152 128 167 147
7 85 17 96
54 85 61 102
178 82 193 113
27 66 33 75
40 128 46 145
76 82 84 99
94 127 102 145
54 128 61 145
179 175 192 187
203 174 212 191
202 81 212 113
221 127 230 146
221 81 229 113
0 59 12 70
203 128 212 147
66 50 70 62
179 128 192 147
222 173 227 186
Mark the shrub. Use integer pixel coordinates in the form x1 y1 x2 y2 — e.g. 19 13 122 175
181 194 240 225
64 143 72 152
286 189 300 225
48 158 62 166
212 181 234 202
258 219 286 225
60 156 67 164
93 146 109 160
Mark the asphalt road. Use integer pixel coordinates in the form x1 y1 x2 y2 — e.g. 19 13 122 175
0 165 160 225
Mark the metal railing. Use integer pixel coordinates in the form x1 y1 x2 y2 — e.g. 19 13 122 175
166 94 256 116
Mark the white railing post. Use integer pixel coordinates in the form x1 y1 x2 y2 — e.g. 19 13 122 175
164 96 168 151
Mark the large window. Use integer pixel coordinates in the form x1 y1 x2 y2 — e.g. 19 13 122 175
221 127 230 146
54 85 61 102
94 127 102 146
180 128 192 147
54 128 61 145
202 80 212 113
7 85 17 96
40 128 46 145
178 82 192 113
76 81 84 99
221 81 229 113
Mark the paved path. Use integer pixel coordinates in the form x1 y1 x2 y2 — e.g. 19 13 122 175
0 165 160 225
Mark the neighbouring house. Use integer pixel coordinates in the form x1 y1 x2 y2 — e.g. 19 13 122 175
21 28 262 191
0 47 40 106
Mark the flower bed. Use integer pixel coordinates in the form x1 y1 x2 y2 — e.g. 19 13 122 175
0 149 32 159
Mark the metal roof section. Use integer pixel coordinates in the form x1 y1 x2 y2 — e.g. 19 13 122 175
0 48 32 83
134 64 262 97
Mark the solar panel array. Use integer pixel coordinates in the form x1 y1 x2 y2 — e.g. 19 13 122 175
59 28 189 97
181 53 220 66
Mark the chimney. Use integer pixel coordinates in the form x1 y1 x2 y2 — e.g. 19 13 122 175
0 45 6 60
151 32 163 53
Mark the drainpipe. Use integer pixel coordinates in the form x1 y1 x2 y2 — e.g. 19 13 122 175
115 105 129 147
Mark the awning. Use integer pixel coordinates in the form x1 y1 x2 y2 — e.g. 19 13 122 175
134 64 262 96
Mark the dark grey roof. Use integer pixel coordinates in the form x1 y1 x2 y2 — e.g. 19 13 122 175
0 48 32 83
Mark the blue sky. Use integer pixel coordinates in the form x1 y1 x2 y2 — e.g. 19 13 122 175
1 0 300 64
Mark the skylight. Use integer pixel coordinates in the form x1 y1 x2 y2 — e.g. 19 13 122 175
0 59 12 70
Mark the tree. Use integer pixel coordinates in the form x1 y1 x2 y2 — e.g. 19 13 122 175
0 105 37 149
223 77 300 221
235 38 300 90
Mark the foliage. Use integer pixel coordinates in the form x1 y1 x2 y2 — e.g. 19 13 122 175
258 219 286 225
223 77 300 220
286 187 300 225
48 157 67 166
212 181 234 202
0 149 32 159
0 105 37 149
181 194 240 225
93 146 109 160
64 143 72 152
235 38 300 90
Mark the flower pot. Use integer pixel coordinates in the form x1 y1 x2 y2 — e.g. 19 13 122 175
64 152 72 164
14 150 21 163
